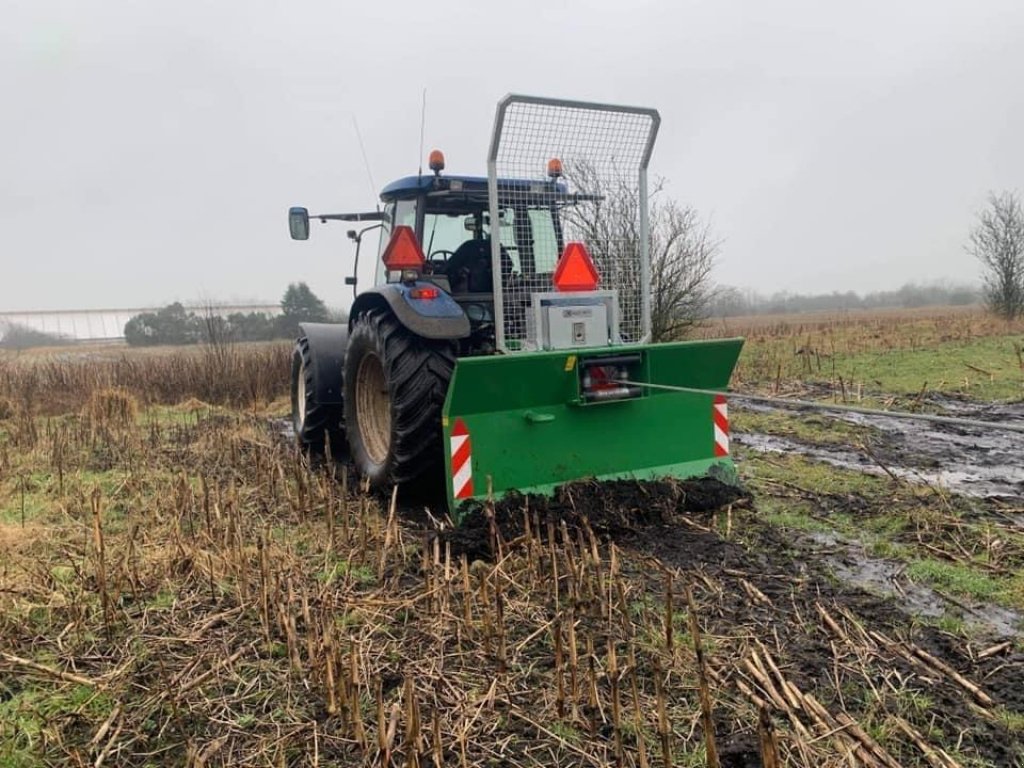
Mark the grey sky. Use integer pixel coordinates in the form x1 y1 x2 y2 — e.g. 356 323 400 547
3 0 1022 312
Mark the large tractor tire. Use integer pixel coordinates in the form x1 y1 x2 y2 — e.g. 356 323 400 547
291 337 344 452
343 311 456 489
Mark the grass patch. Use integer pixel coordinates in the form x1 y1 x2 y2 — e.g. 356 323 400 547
826 336 1024 402
761 508 838 534
319 558 376 586
906 559 1005 604
0 684 115 766
733 408 879 447
738 447 892 499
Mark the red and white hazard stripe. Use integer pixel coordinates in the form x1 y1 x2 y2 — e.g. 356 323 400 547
450 418 474 500
713 395 729 457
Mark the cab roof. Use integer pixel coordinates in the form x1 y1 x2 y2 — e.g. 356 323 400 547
379 175 568 203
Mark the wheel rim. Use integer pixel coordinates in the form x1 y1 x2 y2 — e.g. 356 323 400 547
355 352 391 465
295 360 307 431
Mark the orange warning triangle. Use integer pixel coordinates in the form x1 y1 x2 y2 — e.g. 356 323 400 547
381 225 425 269
552 242 600 292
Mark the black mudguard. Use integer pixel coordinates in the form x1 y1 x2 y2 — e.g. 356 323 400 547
350 283 469 340
298 322 348 406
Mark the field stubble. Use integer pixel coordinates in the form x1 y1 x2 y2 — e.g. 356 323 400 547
0 318 1022 767
701 306 1024 402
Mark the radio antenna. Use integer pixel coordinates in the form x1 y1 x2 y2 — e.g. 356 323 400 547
352 115 378 209
417 88 427 178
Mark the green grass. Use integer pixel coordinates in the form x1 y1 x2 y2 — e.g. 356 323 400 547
906 559 1004 603
0 684 115 767
733 408 879 447
319 558 376 586
547 721 582 745
141 403 220 426
0 491 47 524
820 336 1024 401
760 507 837 534
916 613 968 635
738 447 891 498
994 706 1024 733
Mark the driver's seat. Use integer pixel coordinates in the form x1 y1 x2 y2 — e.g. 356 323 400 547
443 238 513 294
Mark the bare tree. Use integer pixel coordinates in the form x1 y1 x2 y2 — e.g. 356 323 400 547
968 191 1024 320
648 197 718 340
561 163 719 341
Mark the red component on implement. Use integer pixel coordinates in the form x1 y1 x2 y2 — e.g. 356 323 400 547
552 242 600 292
450 418 474 500
713 395 729 457
381 225 425 270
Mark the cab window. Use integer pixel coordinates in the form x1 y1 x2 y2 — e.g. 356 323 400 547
422 213 470 260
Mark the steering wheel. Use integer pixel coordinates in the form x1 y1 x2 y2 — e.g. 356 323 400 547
428 250 455 268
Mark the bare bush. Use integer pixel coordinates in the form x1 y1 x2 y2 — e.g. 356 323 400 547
648 199 718 340
562 163 718 341
968 191 1024 320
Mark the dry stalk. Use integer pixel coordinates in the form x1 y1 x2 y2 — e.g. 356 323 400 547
90 488 112 637
685 584 720 768
1 651 105 688
757 705 780 768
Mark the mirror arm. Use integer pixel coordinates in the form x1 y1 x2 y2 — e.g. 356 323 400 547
314 211 385 223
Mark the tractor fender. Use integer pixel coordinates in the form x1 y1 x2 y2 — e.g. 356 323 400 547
349 283 470 340
297 322 348 406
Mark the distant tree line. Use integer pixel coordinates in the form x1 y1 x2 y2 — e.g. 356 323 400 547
0 322 70 350
709 282 981 318
124 283 342 346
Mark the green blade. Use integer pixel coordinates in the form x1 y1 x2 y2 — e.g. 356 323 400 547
442 339 743 518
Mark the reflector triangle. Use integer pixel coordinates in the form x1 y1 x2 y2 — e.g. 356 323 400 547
381 225 425 269
553 242 600 292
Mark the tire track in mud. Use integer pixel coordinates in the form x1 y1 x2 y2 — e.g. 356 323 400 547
734 396 1024 500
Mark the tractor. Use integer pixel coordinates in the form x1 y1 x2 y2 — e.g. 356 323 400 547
288 94 743 515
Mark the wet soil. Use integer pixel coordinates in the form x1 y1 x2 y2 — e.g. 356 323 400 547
806 530 1022 637
277 399 1024 764
736 396 1024 499
441 477 1024 766
439 477 745 562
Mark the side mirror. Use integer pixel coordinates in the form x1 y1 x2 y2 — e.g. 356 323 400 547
288 207 310 240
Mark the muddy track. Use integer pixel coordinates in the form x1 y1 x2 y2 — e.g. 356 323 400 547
736 395 1024 499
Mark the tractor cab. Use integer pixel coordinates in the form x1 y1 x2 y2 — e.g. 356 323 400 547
374 161 576 354
289 157 586 356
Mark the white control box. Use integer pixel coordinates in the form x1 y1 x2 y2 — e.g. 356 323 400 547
546 304 608 348
528 290 620 350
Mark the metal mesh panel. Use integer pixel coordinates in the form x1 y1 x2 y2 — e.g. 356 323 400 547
487 95 659 351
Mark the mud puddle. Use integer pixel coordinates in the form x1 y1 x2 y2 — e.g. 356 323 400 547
808 531 1022 637
736 397 1024 499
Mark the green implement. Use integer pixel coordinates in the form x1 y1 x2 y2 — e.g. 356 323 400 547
442 338 743 516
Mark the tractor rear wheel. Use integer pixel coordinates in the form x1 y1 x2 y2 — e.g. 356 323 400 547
344 311 455 488
291 337 344 453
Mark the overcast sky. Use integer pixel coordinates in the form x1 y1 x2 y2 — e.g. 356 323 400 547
3 0 1023 312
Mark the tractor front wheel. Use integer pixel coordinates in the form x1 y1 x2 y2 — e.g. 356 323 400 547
344 311 455 489
291 337 344 452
